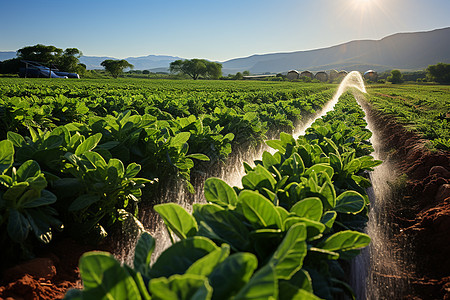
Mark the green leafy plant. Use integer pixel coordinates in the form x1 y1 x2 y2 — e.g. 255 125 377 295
0 140 62 257
57 133 152 239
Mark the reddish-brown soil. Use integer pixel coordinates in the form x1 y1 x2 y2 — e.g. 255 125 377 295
0 239 107 300
364 101 450 299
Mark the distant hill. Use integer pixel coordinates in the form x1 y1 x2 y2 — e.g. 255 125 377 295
222 27 450 74
2 27 449 74
0 51 16 61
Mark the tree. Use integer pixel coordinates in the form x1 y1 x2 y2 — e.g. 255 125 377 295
170 59 222 80
243 70 250 76
0 44 84 75
234 72 243 80
0 58 21 74
17 44 63 65
57 48 84 73
427 63 450 84
101 59 134 78
387 69 403 84
206 61 222 79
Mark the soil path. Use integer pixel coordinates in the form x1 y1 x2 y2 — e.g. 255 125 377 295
363 101 450 299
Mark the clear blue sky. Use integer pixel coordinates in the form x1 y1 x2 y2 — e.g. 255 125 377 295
1 0 449 61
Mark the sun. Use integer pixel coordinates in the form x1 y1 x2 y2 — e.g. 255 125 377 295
352 0 374 11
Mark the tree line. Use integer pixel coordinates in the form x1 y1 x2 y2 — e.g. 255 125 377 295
0 44 86 76
383 63 450 84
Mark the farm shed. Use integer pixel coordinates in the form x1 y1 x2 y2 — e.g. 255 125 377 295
300 70 314 79
315 71 328 82
364 70 378 81
286 70 299 80
329 69 339 81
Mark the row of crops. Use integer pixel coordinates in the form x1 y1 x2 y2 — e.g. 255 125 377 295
366 84 450 150
64 92 381 299
0 78 333 141
0 78 336 266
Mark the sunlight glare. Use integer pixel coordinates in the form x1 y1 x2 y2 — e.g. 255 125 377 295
353 0 373 11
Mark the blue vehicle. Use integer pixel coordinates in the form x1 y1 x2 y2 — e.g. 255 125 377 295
19 60 80 78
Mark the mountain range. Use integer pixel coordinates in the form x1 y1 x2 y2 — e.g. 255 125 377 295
1 27 449 74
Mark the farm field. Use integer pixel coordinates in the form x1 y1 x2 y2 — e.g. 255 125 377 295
0 78 334 142
363 84 450 299
0 77 449 299
0 77 342 298
65 91 381 299
366 84 450 151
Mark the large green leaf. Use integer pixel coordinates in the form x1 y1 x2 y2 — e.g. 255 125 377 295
122 265 151 300
269 223 307 280
266 140 286 153
171 132 191 149
7 209 30 243
75 133 102 156
262 151 279 170
293 153 306 176
276 206 289 226
186 153 210 161
334 191 366 214
51 126 71 145
3 182 29 202
203 178 238 208
284 269 314 293
108 158 125 178
317 230 371 252
278 282 321 300
42 135 63 150
319 180 336 210
25 173 47 190
284 217 325 240
154 203 198 240
280 132 296 147
133 232 155 277
320 211 337 232
0 174 13 187
359 156 382 170
234 263 278 300
242 165 277 191
305 164 334 179
0 140 14 174
84 151 108 170
345 158 362 175
149 274 212 300
290 197 323 221
329 153 343 173
193 204 250 251
150 236 218 278
7 131 25 147
238 190 282 230
23 190 56 208
68 194 101 212
78 251 141 300
16 160 40 182
208 253 258 300
186 244 230 277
